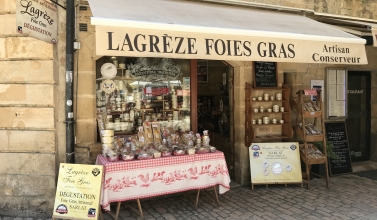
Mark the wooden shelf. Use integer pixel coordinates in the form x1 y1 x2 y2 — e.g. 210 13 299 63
251 88 288 91
302 111 322 118
114 131 137 135
252 112 289 114
251 100 285 102
245 83 293 146
295 89 329 189
296 128 325 142
113 76 134 80
253 123 287 126
254 135 290 141
153 100 167 102
300 151 326 164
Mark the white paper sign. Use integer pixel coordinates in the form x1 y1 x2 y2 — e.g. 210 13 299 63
337 85 346 101
337 70 346 85
310 80 325 102
16 0 58 44
328 70 337 84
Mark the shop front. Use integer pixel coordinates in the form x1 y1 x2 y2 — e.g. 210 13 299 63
79 0 369 187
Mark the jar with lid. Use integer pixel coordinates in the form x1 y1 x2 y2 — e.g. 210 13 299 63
137 117 142 126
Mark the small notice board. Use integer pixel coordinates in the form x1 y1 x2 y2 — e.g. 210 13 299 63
253 61 278 88
325 121 353 175
249 142 302 186
52 163 103 220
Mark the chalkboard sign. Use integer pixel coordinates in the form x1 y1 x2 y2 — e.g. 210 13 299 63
325 122 353 175
253 62 277 88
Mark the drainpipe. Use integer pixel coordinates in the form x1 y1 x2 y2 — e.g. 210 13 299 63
65 0 75 163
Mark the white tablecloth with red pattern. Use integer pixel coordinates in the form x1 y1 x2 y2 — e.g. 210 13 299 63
96 151 231 211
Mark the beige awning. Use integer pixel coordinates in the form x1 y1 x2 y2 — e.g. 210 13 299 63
88 0 368 64
314 17 377 47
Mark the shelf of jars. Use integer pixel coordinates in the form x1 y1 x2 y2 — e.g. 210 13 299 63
96 62 191 135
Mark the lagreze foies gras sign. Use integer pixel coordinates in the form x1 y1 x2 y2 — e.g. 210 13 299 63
53 163 103 219
95 26 368 64
16 0 58 44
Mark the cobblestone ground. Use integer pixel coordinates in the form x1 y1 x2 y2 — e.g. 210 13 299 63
1 174 377 220
100 174 377 220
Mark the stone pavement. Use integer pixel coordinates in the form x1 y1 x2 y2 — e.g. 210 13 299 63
2 174 377 220
98 174 377 220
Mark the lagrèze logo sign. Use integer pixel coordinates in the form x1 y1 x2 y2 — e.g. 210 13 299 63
95 26 368 64
16 0 58 44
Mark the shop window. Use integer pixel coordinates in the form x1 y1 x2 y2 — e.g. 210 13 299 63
95 57 191 138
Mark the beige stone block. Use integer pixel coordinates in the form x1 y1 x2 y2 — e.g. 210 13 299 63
77 71 96 94
0 14 17 36
0 130 55 152
0 107 54 129
76 97 95 120
0 84 54 106
0 37 4 59
0 0 16 14
233 66 242 87
371 72 377 88
283 71 304 85
0 153 55 175
0 130 9 151
76 120 97 144
0 197 29 215
372 118 377 133
372 104 377 118
233 86 244 108
370 133 377 161
372 88 377 103
234 124 245 145
242 66 253 83
4 37 53 60
234 106 245 126
0 60 54 83
0 174 55 197
78 35 96 71
0 196 54 217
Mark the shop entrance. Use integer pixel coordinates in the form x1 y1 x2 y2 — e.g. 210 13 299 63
347 71 371 162
196 60 234 179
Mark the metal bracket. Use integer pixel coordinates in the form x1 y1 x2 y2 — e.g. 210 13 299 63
49 0 66 10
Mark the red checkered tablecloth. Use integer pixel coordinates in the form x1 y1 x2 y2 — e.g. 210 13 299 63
96 151 231 211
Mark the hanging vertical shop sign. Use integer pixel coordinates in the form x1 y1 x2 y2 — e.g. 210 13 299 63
16 0 58 44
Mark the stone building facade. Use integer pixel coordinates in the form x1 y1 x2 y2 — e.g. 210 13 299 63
0 0 377 217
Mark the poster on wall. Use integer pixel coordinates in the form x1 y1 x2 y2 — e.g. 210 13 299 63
16 0 58 44
310 80 325 102
249 142 302 185
52 163 103 219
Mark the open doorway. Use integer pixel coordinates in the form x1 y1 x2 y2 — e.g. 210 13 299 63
196 60 235 180
347 71 371 162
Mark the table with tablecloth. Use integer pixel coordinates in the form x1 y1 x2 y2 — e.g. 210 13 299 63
96 151 231 212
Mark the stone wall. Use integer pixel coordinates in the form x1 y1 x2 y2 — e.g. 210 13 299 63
0 0 63 217
236 0 377 19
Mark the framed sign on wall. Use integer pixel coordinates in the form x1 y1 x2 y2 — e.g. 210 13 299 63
326 68 347 119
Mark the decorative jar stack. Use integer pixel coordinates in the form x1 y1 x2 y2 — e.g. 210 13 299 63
172 91 178 109
134 92 141 109
101 130 115 156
